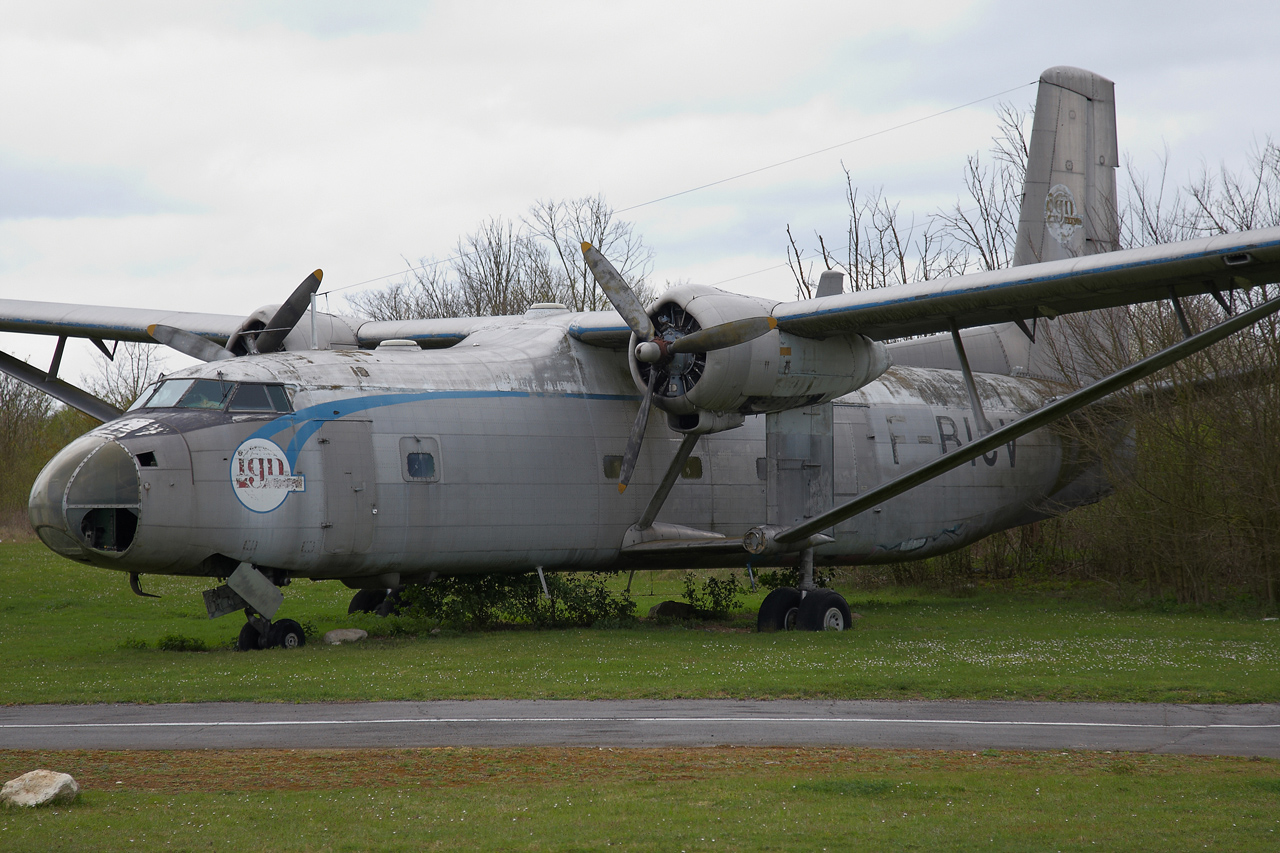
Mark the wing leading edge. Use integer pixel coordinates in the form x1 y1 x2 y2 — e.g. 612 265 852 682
772 227 1280 342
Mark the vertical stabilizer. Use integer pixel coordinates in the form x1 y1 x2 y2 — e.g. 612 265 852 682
1013 66 1120 265
887 66 1123 385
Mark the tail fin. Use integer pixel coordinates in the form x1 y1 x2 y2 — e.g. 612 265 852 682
887 66 1122 384
1013 66 1120 264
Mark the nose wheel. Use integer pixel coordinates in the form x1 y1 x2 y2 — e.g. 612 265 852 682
237 616 306 650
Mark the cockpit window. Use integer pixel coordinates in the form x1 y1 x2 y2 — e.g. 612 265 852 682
177 379 235 409
143 379 194 408
228 383 292 412
127 382 160 411
136 378 291 412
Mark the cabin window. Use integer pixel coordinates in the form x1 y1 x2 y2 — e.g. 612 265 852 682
228 383 293 412
602 455 622 479
756 457 767 480
681 456 703 479
399 436 440 482
407 452 435 479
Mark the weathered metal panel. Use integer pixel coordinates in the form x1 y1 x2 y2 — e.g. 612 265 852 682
320 420 377 555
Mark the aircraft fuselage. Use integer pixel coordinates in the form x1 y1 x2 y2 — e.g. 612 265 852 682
28 313 1114 582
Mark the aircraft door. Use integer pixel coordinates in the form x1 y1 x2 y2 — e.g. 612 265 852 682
319 419 378 555
765 404 833 527
833 403 877 496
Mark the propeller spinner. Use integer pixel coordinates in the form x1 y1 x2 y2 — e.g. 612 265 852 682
581 243 777 492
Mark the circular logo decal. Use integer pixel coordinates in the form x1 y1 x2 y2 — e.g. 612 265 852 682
231 438 305 513
1044 183 1083 246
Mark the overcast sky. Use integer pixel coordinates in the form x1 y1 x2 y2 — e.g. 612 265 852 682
4 0 1280 380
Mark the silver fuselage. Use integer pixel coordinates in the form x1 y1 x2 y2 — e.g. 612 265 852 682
29 313 1110 581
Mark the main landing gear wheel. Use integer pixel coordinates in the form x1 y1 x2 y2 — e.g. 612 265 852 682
797 589 853 631
757 587 803 632
267 619 306 649
237 622 263 651
348 588 389 614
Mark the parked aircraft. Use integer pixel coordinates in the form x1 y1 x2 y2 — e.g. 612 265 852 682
4 67 1280 647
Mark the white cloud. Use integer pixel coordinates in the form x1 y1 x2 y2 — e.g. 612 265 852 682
3 0 1280 380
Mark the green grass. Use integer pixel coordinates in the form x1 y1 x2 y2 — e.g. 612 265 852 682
2 543 1278 704
1 748 1278 851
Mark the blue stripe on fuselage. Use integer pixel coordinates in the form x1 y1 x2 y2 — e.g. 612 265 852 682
247 388 642 466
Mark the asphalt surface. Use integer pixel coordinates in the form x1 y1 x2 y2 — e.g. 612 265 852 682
2 700 1277 756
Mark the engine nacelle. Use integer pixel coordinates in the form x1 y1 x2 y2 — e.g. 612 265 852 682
629 284 890 416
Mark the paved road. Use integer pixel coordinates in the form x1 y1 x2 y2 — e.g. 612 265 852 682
2 700 1277 756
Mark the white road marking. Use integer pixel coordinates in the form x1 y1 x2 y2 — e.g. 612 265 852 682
2 717 1277 730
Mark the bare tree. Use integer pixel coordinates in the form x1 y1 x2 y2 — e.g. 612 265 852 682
84 342 166 412
348 196 655 321
526 194 655 311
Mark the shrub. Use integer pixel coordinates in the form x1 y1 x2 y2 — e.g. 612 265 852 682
399 570 635 630
755 566 831 591
681 571 744 619
157 633 208 652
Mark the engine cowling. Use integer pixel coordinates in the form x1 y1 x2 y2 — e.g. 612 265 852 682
629 284 890 416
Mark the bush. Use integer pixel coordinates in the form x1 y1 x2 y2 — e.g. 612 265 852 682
755 566 831 591
156 633 208 652
399 570 635 630
681 571 744 619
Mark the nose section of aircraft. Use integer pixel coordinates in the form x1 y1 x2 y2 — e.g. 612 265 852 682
29 435 142 560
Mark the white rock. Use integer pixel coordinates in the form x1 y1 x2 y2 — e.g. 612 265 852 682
323 628 369 645
1 770 79 807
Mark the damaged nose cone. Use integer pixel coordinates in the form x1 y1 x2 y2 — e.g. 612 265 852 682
29 435 142 560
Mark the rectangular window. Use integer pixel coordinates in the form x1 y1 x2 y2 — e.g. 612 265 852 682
399 436 441 482
177 379 234 410
228 383 293 412
142 379 194 408
681 456 703 479
602 455 622 479
407 452 435 479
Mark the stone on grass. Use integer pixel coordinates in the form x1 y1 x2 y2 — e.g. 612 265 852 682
323 628 368 645
1 770 79 807
648 600 696 620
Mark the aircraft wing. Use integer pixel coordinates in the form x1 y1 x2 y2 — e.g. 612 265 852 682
773 228 1280 340
355 316 501 348
0 299 247 344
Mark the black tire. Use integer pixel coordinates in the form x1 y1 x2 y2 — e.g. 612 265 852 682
267 618 306 650
797 589 853 631
348 588 389 615
757 587 803 632
374 586 405 617
237 621 263 651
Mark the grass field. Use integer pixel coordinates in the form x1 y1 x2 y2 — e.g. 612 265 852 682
1 542 1277 705
1 748 1278 851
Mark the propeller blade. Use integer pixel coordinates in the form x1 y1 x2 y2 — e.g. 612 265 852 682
581 243 654 341
147 324 236 363
254 269 323 353
667 316 777 354
617 368 658 494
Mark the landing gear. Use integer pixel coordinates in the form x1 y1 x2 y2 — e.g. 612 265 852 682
797 589 853 631
348 588 389 614
756 587 853 632
267 619 306 649
757 587 802 632
347 587 404 616
237 621 263 651
236 614 306 650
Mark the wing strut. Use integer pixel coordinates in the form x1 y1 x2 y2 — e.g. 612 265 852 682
949 318 992 434
0 349 121 423
744 291 1280 555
